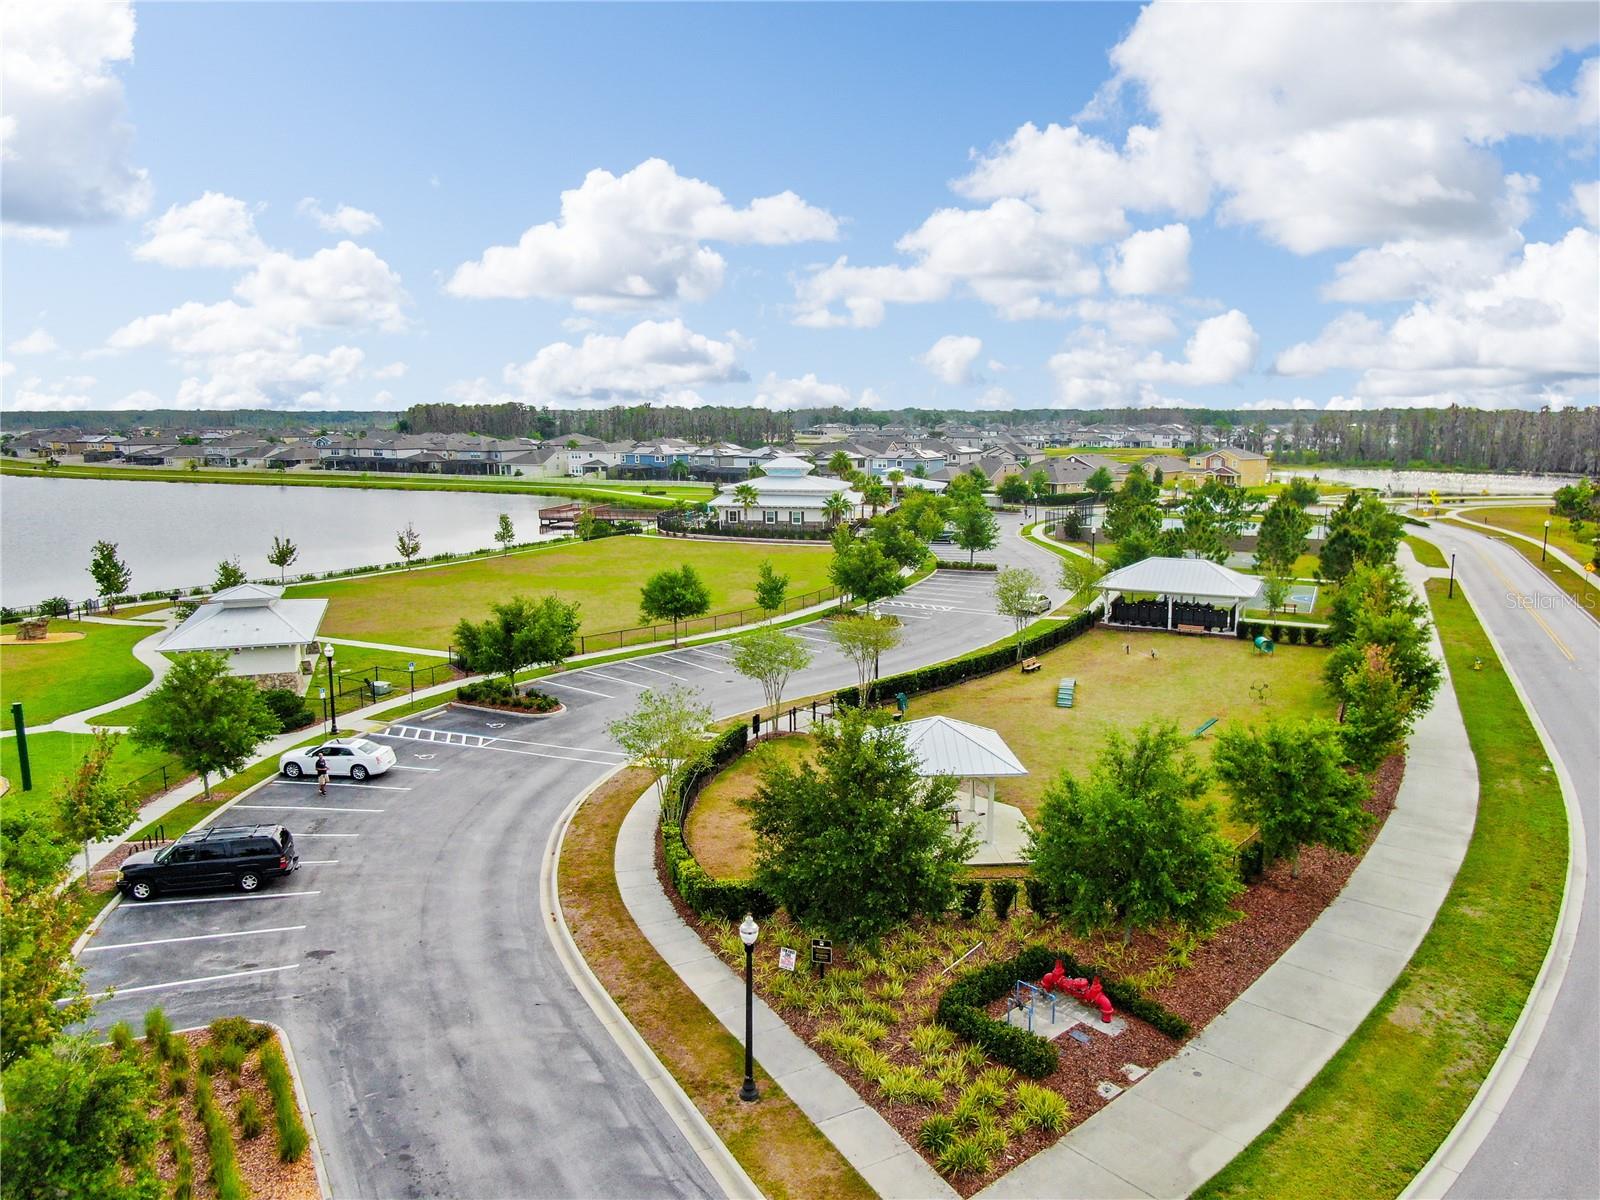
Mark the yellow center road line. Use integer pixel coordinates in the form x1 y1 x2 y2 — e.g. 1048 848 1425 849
1477 548 1577 662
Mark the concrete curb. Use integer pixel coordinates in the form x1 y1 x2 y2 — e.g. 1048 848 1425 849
541 767 762 1200
1399 575 1589 1199
258 1019 334 1200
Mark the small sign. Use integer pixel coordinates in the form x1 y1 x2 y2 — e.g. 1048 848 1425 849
778 947 798 972
810 938 833 965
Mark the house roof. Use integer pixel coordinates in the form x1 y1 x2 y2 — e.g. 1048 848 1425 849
1094 556 1261 601
896 716 1029 779
161 589 328 652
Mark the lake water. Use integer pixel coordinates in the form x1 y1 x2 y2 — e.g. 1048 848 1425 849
0 475 566 606
1274 466 1570 496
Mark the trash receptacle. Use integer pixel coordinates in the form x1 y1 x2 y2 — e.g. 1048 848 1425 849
751 712 761 736
368 680 393 698
895 692 908 719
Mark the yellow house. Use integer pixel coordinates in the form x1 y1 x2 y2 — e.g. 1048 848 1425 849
1186 447 1269 487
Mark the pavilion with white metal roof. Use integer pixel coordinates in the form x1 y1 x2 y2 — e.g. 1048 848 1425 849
1093 556 1260 633
897 715 1029 853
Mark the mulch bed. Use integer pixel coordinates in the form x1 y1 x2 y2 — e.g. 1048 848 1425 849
654 752 1405 1196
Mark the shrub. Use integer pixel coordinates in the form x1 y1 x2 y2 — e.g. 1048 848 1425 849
261 688 315 732
936 1133 993 1177
910 1024 955 1058
259 1040 310 1163
848 1046 894 1084
219 1042 247 1080
165 1111 194 1200
989 879 1018 921
1023 878 1056 917
237 1093 265 1140
455 678 561 712
194 1074 247 1200
879 1065 943 1106
661 821 777 923
196 1044 219 1075
957 881 985 920
38 596 71 617
1010 1082 1069 1133
144 1007 172 1048
108 1022 136 1056
919 1113 959 1154
208 1016 272 1051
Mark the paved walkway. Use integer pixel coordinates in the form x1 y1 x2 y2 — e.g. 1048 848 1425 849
976 546 1478 1198
1 616 174 738
614 784 957 1200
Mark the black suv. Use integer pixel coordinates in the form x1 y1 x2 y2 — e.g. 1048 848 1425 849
118 825 299 901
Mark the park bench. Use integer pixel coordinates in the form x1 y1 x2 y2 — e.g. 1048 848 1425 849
1175 623 1207 635
1191 717 1219 738
1020 657 1041 673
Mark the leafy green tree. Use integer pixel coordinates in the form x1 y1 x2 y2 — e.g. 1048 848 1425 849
828 527 906 607
0 811 74 892
1026 721 1241 942
1327 564 1428 645
827 449 854 478
885 468 906 501
87 540 131 612
1338 644 1416 771
1324 608 1441 716
992 566 1045 658
1255 494 1314 577
831 614 903 705
733 482 760 522
576 510 598 541
1213 718 1371 878
731 628 813 725
454 595 582 685
395 521 422 569
0 880 92 1067
754 559 789 621
1102 466 1160 544
0 1038 162 1197
997 474 1031 505
267 535 299 582
1085 466 1115 503
639 564 712 645
494 512 516 555
1319 491 1404 580
608 684 712 818
1261 574 1291 613
748 708 974 942
867 512 928 569
897 488 949 541
54 731 140 878
1057 552 1105 604
1029 468 1052 502
213 557 247 591
861 479 891 516
1281 477 1320 507
131 652 279 799
822 491 853 529
944 471 983 504
952 500 999 565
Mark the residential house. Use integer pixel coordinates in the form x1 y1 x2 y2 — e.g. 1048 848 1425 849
1186 446 1270 487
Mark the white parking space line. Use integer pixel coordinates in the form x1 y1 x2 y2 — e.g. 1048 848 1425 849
80 964 300 1002
299 860 341 865
884 601 997 616
277 780 412 791
582 671 648 688
661 654 723 673
880 610 933 620
680 646 730 662
541 678 616 699
377 727 495 748
618 660 691 681
389 764 440 772
234 803 385 814
84 925 307 952
295 833 358 838
122 892 322 908
399 739 623 767
468 733 626 757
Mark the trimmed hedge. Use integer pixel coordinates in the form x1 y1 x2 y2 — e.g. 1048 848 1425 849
659 723 780 922
835 608 1098 706
934 560 999 571
935 943 1191 1077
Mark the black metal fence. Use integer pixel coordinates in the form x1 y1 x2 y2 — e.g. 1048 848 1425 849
314 660 459 719
537 585 844 657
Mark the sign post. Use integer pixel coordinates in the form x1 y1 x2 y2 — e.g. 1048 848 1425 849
810 938 832 978
10 702 31 792
778 947 798 973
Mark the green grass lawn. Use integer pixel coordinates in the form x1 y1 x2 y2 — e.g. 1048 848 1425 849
1196 578 1567 1199
1457 504 1594 562
292 536 835 650
0 621 154 724
1 731 184 815
1403 535 1448 569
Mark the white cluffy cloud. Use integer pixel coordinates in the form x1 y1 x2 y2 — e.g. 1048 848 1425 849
481 319 745 407
1276 227 1599 408
752 372 881 410
447 158 838 310
297 198 382 237
916 335 984 386
7 327 59 355
0 0 151 239
1106 224 1191 295
1049 309 1259 408
108 240 410 409
134 192 269 269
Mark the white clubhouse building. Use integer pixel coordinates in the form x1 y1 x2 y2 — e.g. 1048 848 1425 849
708 457 862 527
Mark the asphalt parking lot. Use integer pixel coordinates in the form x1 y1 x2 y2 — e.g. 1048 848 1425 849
73 541 1058 1196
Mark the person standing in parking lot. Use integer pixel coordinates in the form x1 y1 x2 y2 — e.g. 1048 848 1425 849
315 753 329 796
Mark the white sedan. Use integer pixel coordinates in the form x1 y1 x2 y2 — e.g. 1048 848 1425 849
278 737 396 782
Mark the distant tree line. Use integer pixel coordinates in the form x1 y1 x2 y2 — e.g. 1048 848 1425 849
1269 407 1599 475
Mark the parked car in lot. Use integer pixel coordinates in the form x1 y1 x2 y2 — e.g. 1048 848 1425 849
118 825 299 901
1023 592 1052 614
278 737 396 781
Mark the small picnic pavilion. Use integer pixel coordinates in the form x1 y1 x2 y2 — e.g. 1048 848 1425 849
898 715 1031 863
1094 556 1259 634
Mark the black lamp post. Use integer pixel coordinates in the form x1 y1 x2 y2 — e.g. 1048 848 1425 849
1089 527 1096 561
1448 553 1457 600
739 913 760 1102
324 644 339 735
408 660 416 697
1542 519 1551 562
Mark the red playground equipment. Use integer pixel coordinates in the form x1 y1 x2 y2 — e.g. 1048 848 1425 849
1039 959 1115 1023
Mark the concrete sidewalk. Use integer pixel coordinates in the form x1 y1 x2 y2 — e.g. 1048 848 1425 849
976 550 1478 1199
614 786 957 1200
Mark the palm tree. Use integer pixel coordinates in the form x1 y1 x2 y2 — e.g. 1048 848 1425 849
733 482 760 523
827 450 854 478
886 468 905 503
862 480 890 517
822 491 852 529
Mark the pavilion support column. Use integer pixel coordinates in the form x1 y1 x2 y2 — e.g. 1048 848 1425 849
1167 596 1174 630
986 779 996 846
967 779 977 812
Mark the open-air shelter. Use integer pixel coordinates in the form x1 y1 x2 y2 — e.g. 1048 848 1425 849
897 715 1030 857
1093 556 1260 634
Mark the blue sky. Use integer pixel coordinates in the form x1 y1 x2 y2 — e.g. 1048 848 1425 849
2 1 1596 415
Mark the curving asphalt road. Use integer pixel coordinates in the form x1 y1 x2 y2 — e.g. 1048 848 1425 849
1419 522 1600 1200
79 517 1065 1197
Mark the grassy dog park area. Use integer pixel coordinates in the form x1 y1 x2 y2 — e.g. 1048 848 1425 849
290 535 835 649
0 620 154 725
